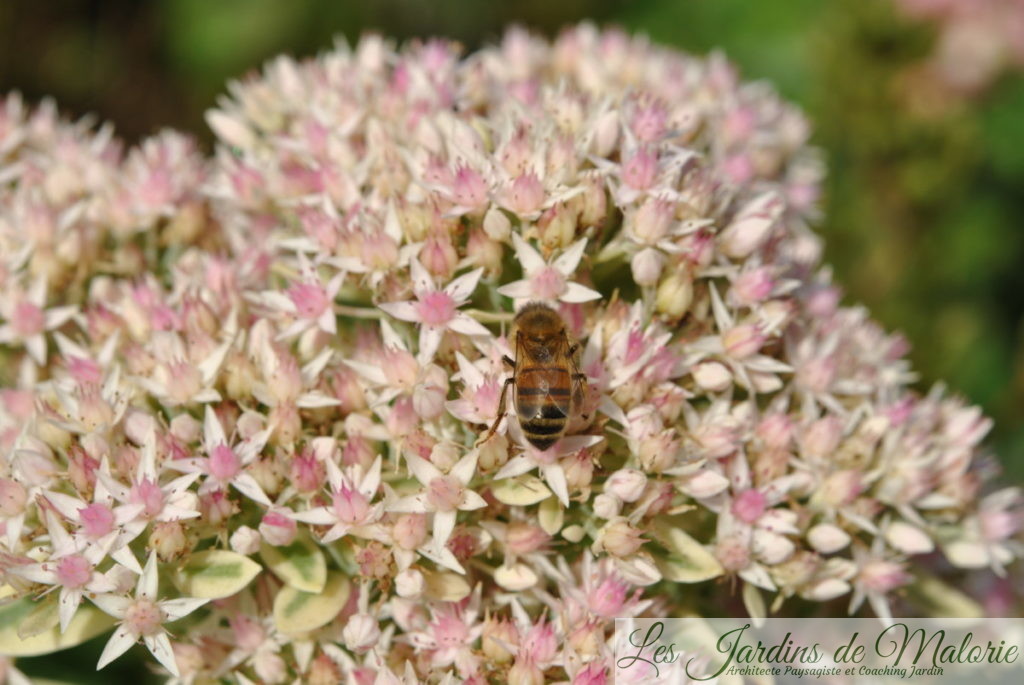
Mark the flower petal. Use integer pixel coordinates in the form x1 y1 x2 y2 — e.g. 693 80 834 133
378 300 421 323
553 238 588 276
96 624 137 670
160 597 209 621
444 267 484 303
510 233 545 273
561 282 603 303
144 632 180 677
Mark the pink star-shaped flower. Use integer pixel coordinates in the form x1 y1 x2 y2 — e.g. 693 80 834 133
496 235 601 307
379 260 489 363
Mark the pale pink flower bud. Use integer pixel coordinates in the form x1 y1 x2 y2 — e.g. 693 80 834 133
342 614 380 653
715 535 751 572
592 109 619 157
630 247 664 286
253 651 287 685
260 511 297 546
722 324 764 359
621 147 658 190
807 523 850 554
579 174 607 227
392 513 428 550
169 413 201 442
230 614 266 652
605 469 647 503
573 662 609 685
483 206 512 241
756 413 793 450
797 356 837 394
505 522 550 555
733 267 775 304
502 172 545 216
333 486 370 525
629 197 674 245
291 447 326 494
815 470 863 508
859 559 911 593
655 270 693 318
124 410 156 445
450 164 488 211
593 493 622 519
719 192 782 258
522 619 557 665
639 431 680 473
799 416 843 460
482 615 519 664
599 519 644 557
386 396 418 437
731 489 767 524
693 423 739 459
508 658 544 685
150 520 188 560
692 361 732 392
230 525 261 555
537 203 575 251
478 433 510 472
200 490 237 526
413 365 448 420
395 568 424 598
420 232 459 279
0 479 27 516
466 228 504 275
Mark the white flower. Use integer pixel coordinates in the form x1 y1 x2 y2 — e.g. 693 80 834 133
496 235 601 306
89 552 208 676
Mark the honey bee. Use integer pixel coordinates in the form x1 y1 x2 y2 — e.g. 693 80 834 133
482 302 587 451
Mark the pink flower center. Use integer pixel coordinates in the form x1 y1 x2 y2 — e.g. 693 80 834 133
732 489 767 524
505 172 545 215
860 560 911 593
124 598 164 636
622 147 658 190
288 282 330 319
433 613 469 648
55 554 92 589
588 576 630 617
79 503 115 539
67 356 102 385
416 290 456 327
531 267 566 300
427 475 464 512
451 165 488 209
209 444 241 481
131 478 165 518
333 485 370 524
12 301 45 337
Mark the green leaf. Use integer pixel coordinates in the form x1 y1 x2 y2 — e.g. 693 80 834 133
174 550 262 599
492 475 551 506
0 596 115 657
906 572 984 619
260 536 326 593
653 524 724 584
272 572 350 635
17 592 59 639
423 571 472 601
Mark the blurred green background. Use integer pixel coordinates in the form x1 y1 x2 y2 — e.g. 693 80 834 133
2 0 1022 467
2 0 1023 679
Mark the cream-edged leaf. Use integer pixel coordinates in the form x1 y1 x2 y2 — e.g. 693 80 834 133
492 475 551 506
654 525 724 583
422 571 471 602
16 592 59 639
260 537 326 593
538 497 564 535
272 573 350 635
174 550 262 599
0 598 114 657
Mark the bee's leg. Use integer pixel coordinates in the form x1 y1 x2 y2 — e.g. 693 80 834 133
571 373 590 421
568 343 579 356
502 355 515 368
477 377 514 446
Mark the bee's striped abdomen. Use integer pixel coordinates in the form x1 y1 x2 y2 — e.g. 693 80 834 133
516 366 571 451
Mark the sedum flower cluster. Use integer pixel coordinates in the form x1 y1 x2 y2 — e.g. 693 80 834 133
0 23 1020 683
895 0 1024 94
